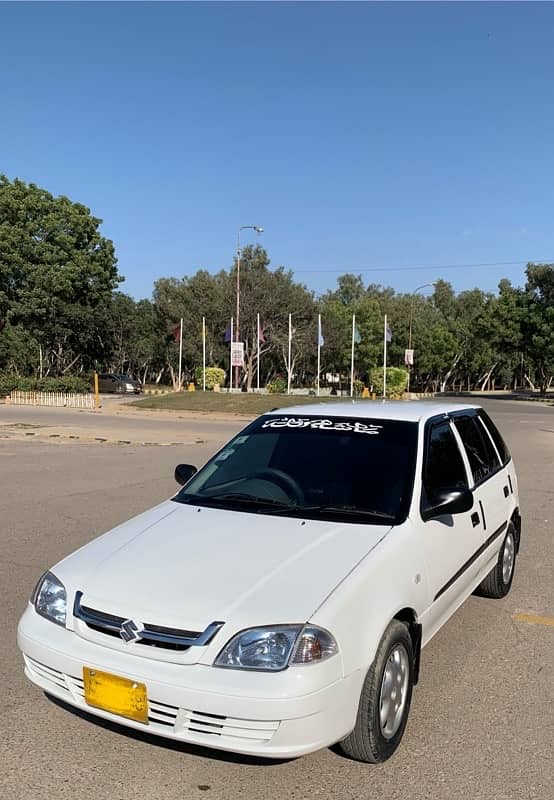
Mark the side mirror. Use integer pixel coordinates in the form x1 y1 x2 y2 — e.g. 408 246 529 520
422 487 473 522
175 464 197 486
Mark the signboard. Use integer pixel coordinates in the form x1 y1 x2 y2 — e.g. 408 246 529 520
404 349 414 366
231 341 245 367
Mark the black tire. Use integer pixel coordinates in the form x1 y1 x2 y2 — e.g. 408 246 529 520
476 522 517 599
339 620 414 763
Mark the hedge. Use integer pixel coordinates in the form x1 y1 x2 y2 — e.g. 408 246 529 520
193 366 226 389
369 367 409 397
0 376 91 397
267 377 287 394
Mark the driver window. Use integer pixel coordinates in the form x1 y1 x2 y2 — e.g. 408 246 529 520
423 421 468 507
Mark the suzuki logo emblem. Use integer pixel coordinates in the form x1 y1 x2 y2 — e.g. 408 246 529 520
120 619 142 643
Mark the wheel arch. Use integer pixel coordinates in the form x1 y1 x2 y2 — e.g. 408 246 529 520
510 507 521 553
393 607 422 684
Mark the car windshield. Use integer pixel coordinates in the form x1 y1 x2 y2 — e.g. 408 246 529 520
116 374 133 381
174 414 418 524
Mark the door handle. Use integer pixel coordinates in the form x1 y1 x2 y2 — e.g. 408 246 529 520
503 486 509 498
471 512 480 527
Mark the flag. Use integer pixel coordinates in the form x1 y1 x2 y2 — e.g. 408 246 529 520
318 318 324 347
259 324 265 343
354 326 361 344
386 324 392 343
224 323 232 343
172 323 181 343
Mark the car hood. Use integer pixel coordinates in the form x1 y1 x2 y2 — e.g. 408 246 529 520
56 500 391 632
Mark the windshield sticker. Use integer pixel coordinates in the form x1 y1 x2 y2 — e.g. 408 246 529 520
215 448 234 461
261 417 383 434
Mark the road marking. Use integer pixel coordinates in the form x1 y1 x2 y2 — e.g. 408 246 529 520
512 612 554 627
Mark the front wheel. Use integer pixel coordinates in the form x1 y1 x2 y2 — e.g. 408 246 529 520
339 620 414 763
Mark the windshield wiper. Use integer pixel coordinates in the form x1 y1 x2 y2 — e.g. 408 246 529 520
176 493 395 521
219 493 296 508
292 505 396 521
178 492 297 510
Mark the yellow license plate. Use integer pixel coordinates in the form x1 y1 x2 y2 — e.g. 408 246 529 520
83 667 148 724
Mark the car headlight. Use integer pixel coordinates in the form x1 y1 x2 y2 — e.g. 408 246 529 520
32 571 67 627
214 625 338 671
125 383 134 390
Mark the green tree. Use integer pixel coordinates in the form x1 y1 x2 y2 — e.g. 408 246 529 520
521 264 554 393
0 175 121 376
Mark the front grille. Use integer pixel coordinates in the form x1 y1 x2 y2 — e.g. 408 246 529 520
73 592 223 651
25 655 280 746
182 710 280 744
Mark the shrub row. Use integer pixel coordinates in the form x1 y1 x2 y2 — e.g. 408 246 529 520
0 376 91 397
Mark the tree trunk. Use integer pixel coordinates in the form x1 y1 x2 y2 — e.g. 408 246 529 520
478 363 497 392
440 352 462 393
167 363 179 390
524 373 536 391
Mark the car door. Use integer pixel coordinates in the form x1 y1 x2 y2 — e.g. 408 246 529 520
451 411 511 576
418 417 483 641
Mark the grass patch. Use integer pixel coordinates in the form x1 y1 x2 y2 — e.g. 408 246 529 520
130 392 372 415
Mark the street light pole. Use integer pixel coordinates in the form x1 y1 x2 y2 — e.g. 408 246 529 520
235 225 263 389
407 282 436 393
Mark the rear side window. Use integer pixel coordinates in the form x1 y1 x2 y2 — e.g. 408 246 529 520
454 415 500 485
424 421 468 497
478 410 511 465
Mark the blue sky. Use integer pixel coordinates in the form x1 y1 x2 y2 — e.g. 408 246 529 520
1 2 553 300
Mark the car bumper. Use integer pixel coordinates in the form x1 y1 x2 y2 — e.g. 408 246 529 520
17 606 362 759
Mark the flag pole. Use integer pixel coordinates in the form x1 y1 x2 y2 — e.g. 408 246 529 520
317 313 321 397
257 312 260 393
230 317 233 391
202 316 206 392
350 313 355 398
383 314 387 400
287 313 292 395
178 318 183 392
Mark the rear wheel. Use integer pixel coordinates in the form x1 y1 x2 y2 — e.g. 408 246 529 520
476 522 516 599
339 620 414 763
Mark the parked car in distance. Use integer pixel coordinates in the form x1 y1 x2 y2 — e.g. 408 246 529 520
96 373 142 394
18 402 520 763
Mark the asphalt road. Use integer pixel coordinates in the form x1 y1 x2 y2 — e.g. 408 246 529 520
1 399 553 800
0 401 244 445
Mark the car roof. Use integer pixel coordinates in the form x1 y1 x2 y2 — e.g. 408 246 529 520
265 400 480 423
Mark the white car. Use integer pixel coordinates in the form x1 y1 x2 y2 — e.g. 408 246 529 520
18 402 521 763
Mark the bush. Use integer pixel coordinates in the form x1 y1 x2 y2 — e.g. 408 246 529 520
266 377 287 394
0 375 91 397
369 367 409 398
193 366 226 390
353 379 365 397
